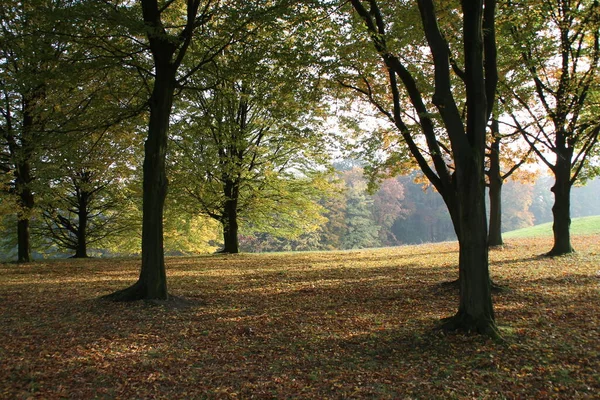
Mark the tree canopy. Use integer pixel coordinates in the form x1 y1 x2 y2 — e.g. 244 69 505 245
1 0 599 340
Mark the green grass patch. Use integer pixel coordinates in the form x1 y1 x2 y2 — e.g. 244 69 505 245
503 215 600 238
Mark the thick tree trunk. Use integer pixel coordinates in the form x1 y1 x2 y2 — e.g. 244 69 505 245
488 131 503 246
16 160 34 263
74 192 88 258
439 0 498 338
221 180 240 253
440 161 499 338
548 150 574 256
102 0 205 301
103 66 175 301
17 215 32 263
222 215 239 254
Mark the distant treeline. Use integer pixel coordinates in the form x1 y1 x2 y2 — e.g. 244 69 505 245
239 171 600 253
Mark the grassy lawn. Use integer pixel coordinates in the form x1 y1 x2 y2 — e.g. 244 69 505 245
1 235 599 399
504 215 600 238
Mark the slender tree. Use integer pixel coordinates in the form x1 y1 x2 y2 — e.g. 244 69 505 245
35 128 142 258
1 1 141 261
171 75 331 254
486 115 535 246
170 15 332 254
0 1 63 262
501 0 600 255
342 177 381 249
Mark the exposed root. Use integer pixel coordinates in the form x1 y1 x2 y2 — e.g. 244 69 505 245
490 281 506 294
440 279 460 289
101 284 201 310
437 313 503 342
438 279 506 293
545 247 576 257
214 249 241 255
100 282 148 302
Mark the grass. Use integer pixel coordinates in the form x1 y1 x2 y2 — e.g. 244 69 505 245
1 235 599 399
503 215 600 238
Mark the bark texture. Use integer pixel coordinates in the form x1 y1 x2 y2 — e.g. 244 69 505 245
441 159 498 337
487 129 503 247
548 148 574 256
221 180 240 253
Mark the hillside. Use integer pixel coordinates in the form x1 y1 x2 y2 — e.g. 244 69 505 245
503 215 600 239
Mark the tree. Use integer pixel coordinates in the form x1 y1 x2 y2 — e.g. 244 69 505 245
162 203 220 255
530 174 554 224
501 179 535 232
486 116 535 246
341 0 500 336
1 1 143 261
35 128 142 258
500 0 600 255
392 174 456 244
103 0 234 300
340 168 380 249
571 177 600 217
372 177 406 246
170 17 332 254
317 179 347 250
0 1 63 262
102 0 288 300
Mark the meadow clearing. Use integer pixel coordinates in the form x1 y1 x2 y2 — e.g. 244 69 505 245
1 235 599 399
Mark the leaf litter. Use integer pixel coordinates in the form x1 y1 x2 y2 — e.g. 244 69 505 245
1 235 599 399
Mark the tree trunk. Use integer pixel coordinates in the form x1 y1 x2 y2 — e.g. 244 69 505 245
548 149 574 255
103 64 175 301
221 180 240 253
488 179 502 246
74 191 88 258
441 159 498 338
222 215 239 254
350 0 498 337
488 129 503 246
439 0 498 338
101 0 207 301
15 104 36 263
17 214 32 263
16 159 34 262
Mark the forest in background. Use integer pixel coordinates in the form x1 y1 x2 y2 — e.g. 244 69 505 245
3 163 598 259
241 170 600 253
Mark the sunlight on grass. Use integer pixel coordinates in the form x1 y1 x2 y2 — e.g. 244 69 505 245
1 235 599 399
504 215 600 238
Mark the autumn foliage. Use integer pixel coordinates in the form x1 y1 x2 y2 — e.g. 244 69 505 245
1 235 599 398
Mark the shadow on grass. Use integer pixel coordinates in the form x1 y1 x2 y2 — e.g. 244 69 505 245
2 237 599 398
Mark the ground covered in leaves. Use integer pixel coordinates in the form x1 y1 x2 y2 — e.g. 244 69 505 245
1 235 599 399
